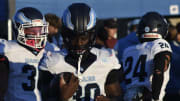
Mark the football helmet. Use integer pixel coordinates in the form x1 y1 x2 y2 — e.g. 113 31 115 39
13 7 48 49
137 12 168 42
61 3 97 55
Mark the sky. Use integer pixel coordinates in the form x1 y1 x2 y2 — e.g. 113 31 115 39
16 0 180 19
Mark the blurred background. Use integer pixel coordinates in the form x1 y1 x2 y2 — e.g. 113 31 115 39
1 0 180 40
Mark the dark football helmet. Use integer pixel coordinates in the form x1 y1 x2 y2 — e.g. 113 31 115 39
13 7 48 49
61 3 97 55
137 12 168 42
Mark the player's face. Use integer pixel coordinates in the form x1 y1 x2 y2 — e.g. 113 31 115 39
105 27 117 39
48 25 58 35
70 33 90 54
24 27 43 36
71 34 89 47
23 26 46 49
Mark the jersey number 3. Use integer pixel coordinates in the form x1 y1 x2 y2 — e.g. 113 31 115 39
124 55 147 84
22 65 36 91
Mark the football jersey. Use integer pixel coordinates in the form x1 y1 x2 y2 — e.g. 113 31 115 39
39 47 121 101
0 40 44 101
121 39 172 100
114 32 139 60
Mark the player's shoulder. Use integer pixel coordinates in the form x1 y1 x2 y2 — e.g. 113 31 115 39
39 50 65 72
150 39 172 55
91 47 121 69
91 47 116 58
0 40 22 53
151 39 171 49
44 50 65 62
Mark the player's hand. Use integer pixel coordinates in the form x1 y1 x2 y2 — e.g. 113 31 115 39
59 73 79 101
96 95 110 101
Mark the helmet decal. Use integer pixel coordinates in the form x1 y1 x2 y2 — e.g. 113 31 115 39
144 26 150 32
15 12 31 25
87 8 96 30
62 9 74 30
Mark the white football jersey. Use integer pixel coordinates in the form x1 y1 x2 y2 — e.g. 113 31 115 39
39 47 121 101
0 40 44 101
121 39 172 100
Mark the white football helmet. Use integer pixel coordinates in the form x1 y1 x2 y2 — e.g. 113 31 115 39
13 7 48 49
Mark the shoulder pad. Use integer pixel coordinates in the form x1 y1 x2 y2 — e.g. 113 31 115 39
39 51 63 73
0 40 22 54
152 39 172 56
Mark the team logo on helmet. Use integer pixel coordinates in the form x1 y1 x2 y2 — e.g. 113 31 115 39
144 26 150 32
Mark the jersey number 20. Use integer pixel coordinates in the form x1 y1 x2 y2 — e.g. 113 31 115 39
73 83 100 100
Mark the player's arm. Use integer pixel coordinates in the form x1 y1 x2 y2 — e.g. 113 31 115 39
38 70 54 101
96 68 124 101
152 51 171 100
0 55 9 101
47 72 79 101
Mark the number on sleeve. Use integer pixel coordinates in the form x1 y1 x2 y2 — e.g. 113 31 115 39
158 42 169 48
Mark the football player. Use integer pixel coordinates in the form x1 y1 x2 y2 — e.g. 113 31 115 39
114 19 140 61
39 3 124 101
0 7 48 101
121 12 172 101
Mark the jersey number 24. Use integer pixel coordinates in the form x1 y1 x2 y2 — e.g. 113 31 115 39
124 55 147 84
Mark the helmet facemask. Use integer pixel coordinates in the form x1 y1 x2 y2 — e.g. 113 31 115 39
17 19 48 49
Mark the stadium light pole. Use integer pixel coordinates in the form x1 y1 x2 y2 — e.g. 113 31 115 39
8 0 15 40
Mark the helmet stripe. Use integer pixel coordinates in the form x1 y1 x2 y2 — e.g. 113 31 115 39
16 12 31 24
63 9 74 30
87 8 96 30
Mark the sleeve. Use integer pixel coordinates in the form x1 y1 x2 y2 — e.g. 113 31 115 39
0 39 7 54
107 49 121 70
152 39 172 56
105 49 122 84
104 54 124 100
113 50 121 70
151 39 172 100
